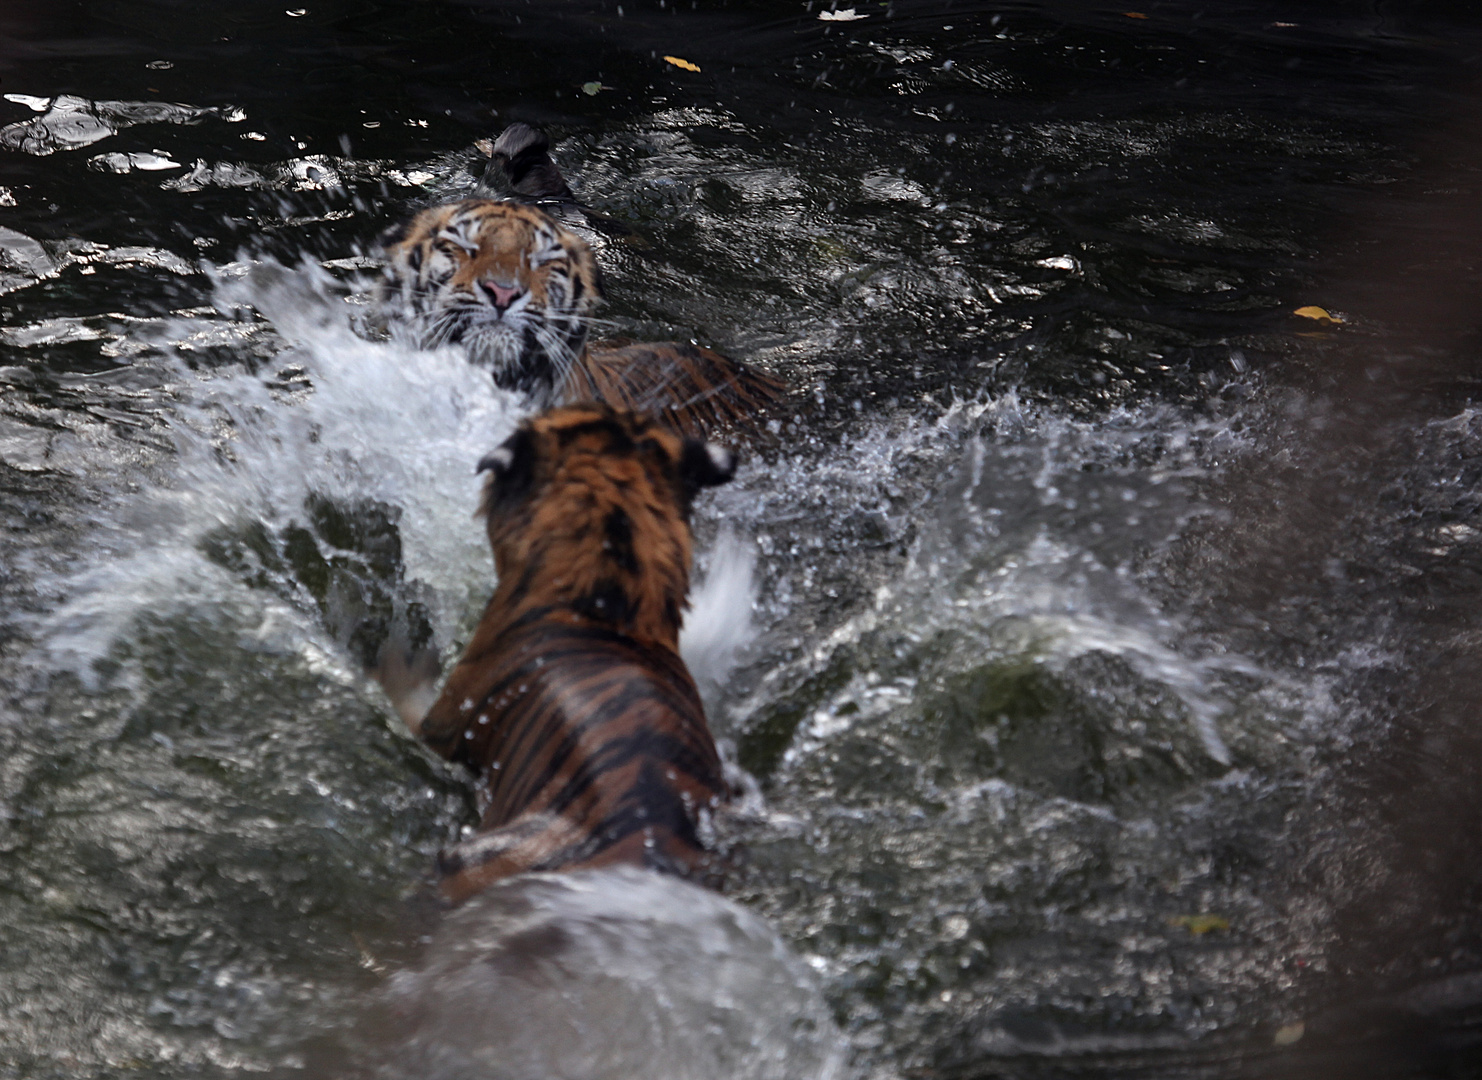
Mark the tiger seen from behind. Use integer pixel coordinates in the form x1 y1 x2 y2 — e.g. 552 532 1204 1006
412 404 737 903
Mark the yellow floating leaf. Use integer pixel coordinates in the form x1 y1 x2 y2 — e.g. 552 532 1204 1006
1273 1021 1305 1047
1168 914 1230 935
1293 305 1343 324
474 138 493 157
663 56 701 73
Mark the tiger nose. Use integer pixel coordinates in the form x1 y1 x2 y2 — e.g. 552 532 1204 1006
480 279 524 311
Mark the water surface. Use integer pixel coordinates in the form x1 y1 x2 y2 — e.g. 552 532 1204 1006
3 2 1482 1077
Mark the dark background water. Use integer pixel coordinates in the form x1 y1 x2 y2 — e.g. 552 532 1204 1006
4 2 1482 1078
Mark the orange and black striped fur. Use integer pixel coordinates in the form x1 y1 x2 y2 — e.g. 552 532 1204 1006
415 405 735 902
376 142 783 440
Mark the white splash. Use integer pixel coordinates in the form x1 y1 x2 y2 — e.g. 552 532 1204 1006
368 867 845 1080
33 258 761 699
35 259 523 683
0 94 241 156
681 526 757 688
718 394 1279 766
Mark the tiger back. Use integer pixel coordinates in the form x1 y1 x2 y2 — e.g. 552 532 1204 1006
417 404 736 902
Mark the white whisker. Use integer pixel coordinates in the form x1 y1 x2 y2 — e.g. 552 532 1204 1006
531 324 579 389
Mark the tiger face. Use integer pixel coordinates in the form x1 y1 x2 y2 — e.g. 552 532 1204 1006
378 199 602 407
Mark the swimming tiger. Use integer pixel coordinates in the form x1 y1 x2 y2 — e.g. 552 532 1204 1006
413 404 735 902
374 129 784 439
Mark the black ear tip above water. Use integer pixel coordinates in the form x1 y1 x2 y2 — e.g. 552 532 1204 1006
483 121 574 203
680 439 737 489
491 122 549 160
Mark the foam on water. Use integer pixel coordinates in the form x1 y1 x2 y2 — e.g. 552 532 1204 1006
712 393 1288 770
29 257 761 699
353 867 845 1080
33 259 519 682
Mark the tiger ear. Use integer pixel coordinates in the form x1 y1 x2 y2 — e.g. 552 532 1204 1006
678 439 736 490
477 428 536 515
476 446 515 475
378 218 412 250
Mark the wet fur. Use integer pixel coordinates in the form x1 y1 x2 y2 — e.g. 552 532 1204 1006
417 405 735 902
378 200 599 407
480 121 574 203
378 191 784 438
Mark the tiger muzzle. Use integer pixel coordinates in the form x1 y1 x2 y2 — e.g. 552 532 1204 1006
480 279 524 312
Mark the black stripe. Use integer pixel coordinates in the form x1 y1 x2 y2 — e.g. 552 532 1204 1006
513 683 716 806
489 663 711 811
543 730 723 820
531 759 710 872
554 416 636 452
602 508 638 574
492 673 662 807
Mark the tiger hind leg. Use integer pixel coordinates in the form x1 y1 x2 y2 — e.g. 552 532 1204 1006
435 813 590 904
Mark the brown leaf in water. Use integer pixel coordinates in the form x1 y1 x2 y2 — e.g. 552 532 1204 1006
663 56 701 72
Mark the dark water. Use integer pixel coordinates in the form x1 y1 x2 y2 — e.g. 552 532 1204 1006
4 1 1482 1077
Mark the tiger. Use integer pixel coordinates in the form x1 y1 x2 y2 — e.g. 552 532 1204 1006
374 128 784 440
411 403 736 903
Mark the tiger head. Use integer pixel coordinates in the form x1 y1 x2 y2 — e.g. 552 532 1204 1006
475 404 735 650
378 199 602 407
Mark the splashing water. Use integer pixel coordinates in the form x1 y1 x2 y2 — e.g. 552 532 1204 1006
11 250 1310 1077
32 259 527 685
683 525 759 691
710 394 1296 774
8 3 1482 1075
32 256 762 694
346 867 845 1080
